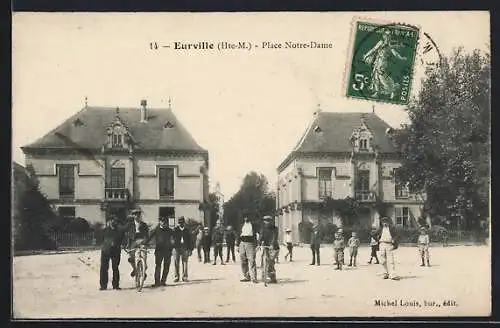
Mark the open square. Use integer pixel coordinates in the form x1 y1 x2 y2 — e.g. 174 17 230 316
13 245 490 318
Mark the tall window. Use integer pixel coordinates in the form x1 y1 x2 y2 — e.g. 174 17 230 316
58 206 75 220
359 138 368 150
109 168 125 188
112 134 123 148
159 167 175 199
395 207 410 227
318 168 333 199
58 164 75 199
355 170 370 200
394 168 409 198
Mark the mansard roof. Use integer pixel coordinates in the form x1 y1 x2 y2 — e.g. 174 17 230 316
278 111 397 172
22 106 208 155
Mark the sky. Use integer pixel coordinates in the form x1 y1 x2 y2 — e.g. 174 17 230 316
12 12 490 199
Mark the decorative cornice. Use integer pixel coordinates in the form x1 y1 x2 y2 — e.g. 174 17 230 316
48 198 203 205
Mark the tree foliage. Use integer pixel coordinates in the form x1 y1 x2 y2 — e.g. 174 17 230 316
394 48 490 230
222 172 276 230
13 164 59 251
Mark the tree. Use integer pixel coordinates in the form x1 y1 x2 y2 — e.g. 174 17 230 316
223 172 276 230
394 48 490 231
14 164 59 250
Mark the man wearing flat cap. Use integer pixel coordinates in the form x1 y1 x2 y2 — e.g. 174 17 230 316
173 216 193 282
99 215 128 290
144 216 175 287
258 215 280 283
236 213 259 283
375 217 399 280
126 208 149 278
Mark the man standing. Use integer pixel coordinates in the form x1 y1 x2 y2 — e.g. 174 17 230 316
126 209 149 278
376 217 400 280
145 217 175 287
310 222 322 266
99 215 127 290
173 216 193 282
259 215 280 283
225 225 237 263
212 221 225 265
195 225 204 262
201 227 212 264
236 214 259 283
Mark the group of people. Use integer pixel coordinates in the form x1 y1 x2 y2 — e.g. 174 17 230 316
309 216 432 280
99 210 433 289
194 221 237 265
99 209 193 290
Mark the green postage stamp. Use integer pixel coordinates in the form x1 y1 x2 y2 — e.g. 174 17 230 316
345 20 420 105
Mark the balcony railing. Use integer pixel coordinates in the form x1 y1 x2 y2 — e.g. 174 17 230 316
105 188 130 201
355 191 375 201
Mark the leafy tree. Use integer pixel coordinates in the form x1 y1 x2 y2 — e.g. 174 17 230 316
223 172 276 230
13 164 59 250
394 48 490 231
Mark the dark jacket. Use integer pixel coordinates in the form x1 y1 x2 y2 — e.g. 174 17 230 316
225 230 237 246
101 225 126 254
236 221 259 246
201 232 212 249
127 220 149 243
146 224 175 251
173 226 193 250
259 224 280 250
310 227 323 245
211 227 225 246
375 225 399 249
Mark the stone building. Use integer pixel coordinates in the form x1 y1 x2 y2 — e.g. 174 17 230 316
21 100 210 227
276 108 424 243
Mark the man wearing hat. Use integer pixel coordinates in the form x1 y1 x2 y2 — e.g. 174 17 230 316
99 215 127 290
225 225 237 263
375 217 400 280
309 221 323 266
212 220 226 265
201 226 212 264
236 213 259 283
126 208 150 278
173 216 193 282
195 224 204 262
258 215 280 283
144 217 175 287
283 228 294 262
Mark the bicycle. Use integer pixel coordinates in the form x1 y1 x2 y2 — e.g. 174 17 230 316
259 245 273 287
124 244 148 292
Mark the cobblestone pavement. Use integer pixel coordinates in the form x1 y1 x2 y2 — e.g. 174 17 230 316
12 245 490 318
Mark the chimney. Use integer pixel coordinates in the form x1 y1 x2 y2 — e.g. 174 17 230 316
140 99 148 123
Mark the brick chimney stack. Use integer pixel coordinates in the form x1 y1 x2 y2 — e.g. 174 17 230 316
140 99 147 123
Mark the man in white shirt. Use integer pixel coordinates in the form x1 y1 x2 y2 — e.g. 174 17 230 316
375 217 399 280
283 228 294 262
236 215 258 283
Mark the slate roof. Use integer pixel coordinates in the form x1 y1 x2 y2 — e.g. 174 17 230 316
22 106 208 154
278 112 396 172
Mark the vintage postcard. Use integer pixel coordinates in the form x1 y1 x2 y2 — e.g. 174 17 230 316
12 12 491 319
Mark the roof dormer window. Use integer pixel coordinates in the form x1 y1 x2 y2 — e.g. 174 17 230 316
112 134 123 148
73 118 84 127
164 121 174 129
313 125 322 132
360 138 369 150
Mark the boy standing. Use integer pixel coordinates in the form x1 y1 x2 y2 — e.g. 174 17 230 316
368 229 380 264
201 227 212 264
418 226 431 267
333 231 345 270
283 228 293 262
212 221 225 265
347 231 361 267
